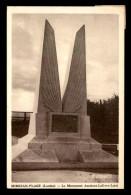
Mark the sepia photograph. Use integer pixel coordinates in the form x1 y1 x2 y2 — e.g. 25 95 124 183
7 6 125 189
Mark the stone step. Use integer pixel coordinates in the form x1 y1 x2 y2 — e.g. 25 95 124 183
13 149 59 163
12 148 118 170
12 161 118 170
79 150 118 162
28 137 101 150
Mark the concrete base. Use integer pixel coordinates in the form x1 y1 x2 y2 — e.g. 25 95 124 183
12 134 118 170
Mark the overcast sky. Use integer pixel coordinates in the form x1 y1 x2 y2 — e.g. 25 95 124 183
12 14 119 112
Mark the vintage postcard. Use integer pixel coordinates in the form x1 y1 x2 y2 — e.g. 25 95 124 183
7 6 125 189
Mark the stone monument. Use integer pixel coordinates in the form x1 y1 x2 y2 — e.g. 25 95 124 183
12 20 118 170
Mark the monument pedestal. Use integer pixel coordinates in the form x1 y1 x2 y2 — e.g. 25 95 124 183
12 134 118 170
12 112 117 170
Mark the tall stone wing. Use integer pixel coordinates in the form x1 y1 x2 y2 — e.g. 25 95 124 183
62 25 87 115
38 20 62 112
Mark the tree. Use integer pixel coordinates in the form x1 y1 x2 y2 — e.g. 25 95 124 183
87 94 119 144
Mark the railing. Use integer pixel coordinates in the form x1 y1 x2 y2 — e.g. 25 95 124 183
12 111 33 121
